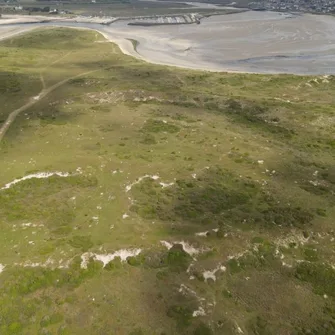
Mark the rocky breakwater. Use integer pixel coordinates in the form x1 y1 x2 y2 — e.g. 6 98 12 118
127 13 201 26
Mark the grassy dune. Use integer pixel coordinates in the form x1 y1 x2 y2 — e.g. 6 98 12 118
0 1 237 17
0 27 335 334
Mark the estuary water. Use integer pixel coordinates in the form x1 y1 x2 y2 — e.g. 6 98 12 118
1 11 335 74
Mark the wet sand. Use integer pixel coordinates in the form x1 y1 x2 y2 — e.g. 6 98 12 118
1 11 335 74
102 11 335 74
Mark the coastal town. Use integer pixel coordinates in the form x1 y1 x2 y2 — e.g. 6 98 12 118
248 0 335 14
0 0 335 16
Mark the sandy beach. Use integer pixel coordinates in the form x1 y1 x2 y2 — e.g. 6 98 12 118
1 11 335 74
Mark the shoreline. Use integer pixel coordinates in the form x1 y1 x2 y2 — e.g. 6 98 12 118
0 12 334 75
0 23 261 74
66 26 284 74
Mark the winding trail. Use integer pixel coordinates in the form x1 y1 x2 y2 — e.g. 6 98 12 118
0 70 97 142
38 51 73 91
39 73 46 90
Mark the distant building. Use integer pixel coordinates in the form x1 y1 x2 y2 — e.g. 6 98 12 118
248 0 334 14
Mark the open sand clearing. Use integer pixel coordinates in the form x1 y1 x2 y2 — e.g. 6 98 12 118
0 11 335 74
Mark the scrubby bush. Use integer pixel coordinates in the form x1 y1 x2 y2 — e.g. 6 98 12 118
140 133 157 145
295 262 335 297
164 244 192 272
167 305 193 329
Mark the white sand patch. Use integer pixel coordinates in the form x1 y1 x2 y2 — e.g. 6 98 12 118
1 172 72 190
309 180 319 186
186 262 194 274
225 231 311 270
282 261 293 268
58 259 72 269
92 216 99 225
112 170 123 174
274 248 285 260
22 223 32 227
203 264 226 282
122 213 129 219
179 284 206 317
0 264 5 273
193 307 206 317
159 182 174 188
227 250 250 261
177 242 201 256
195 231 209 237
125 174 159 192
274 97 291 103
195 228 219 237
80 249 142 269
160 240 173 249
275 231 309 248
20 222 44 228
178 284 205 302
236 324 244 333
257 160 264 164
22 258 55 268
179 283 196 295
160 240 204 256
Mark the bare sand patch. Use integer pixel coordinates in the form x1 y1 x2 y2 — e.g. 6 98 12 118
160 240 205 256
1 172 73 190
80 249 142 268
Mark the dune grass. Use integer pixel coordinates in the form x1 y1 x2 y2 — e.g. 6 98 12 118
0 27 334 334
127 38 139 52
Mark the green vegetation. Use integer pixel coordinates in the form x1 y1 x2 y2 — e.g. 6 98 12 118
140 133 157 145
131 167 315 231
167 305 193 329
69 235 94 251
164 244 192 272
127 38 139 52
295 262 335 297
0 27 334 334
0 1 237 18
